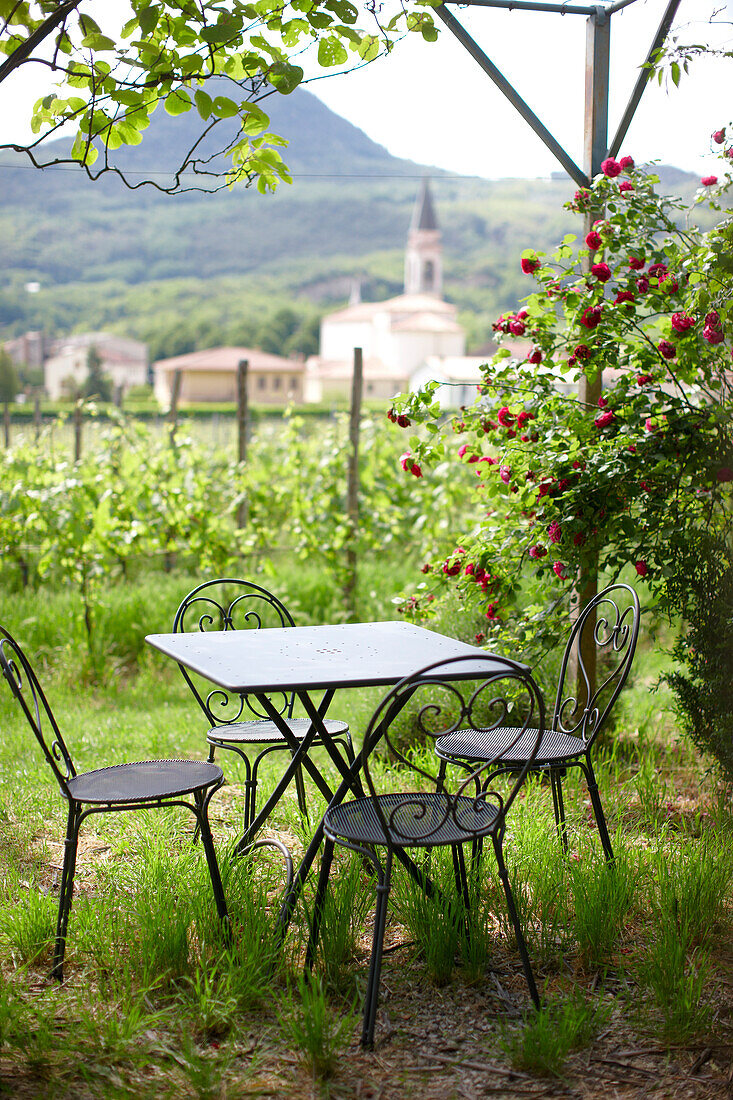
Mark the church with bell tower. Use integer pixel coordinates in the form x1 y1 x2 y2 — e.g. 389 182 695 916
304 180 487 406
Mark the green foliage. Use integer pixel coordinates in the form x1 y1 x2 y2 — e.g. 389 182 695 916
279 974 356 1079
501 991 607 1077
0 347 18 404
390 155 733 764
0 1 438 192
664 548 733 781
82 344 113 402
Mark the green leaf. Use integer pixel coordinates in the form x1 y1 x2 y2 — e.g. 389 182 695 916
194 89 213 120
164 89 191 116
212 96 239 119
269 62 303 95
317 36 348 66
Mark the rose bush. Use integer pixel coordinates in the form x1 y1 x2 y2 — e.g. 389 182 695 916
388 147 733 760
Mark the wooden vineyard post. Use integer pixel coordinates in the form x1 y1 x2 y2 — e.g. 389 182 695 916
73 401 83 463
168 369 182 448
343 347 363 620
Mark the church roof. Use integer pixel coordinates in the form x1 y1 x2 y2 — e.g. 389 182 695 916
325 293 456 325
153 346 301 373
391 312 463 335
410 178 438 232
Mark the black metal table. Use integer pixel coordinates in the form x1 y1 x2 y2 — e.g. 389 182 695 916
146 620 506 928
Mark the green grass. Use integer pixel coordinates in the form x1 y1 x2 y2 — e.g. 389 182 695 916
0 573 731 1096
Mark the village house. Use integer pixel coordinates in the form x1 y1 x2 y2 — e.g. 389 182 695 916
152 346 305 407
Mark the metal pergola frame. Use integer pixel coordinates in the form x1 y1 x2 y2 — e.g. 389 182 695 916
435 0 683 186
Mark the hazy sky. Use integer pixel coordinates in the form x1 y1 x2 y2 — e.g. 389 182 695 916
0 0 730 181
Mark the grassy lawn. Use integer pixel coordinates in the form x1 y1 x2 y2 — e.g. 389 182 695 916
1 583 732 1099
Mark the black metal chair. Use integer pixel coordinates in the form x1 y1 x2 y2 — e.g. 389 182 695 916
305 653 545 1049
436 584 640 863
0 626 229 983
173 579 353 837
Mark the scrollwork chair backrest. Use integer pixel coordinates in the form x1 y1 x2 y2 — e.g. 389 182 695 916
172 578 297 727
360 654 545 849
554 583 640 749
0 626 76 796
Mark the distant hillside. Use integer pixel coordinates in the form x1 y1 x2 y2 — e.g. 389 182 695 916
0 87 706 359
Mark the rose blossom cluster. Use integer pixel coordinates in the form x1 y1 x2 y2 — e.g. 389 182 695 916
493 309 530 337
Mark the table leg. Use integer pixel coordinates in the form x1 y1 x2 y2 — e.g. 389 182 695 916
278 686 437 935
234 690 337 855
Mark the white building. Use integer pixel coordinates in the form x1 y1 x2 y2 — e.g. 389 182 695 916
305 179 486 407
44 333 148 400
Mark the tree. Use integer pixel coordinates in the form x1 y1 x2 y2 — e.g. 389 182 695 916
0 346 19 403
0 0 437 194
83 343 112 401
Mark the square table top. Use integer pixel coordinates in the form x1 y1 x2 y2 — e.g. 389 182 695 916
146 619 518 694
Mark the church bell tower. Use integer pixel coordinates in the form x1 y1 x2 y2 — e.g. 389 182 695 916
404 177 443 298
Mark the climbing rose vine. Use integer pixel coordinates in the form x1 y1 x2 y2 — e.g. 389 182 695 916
387 146 732 661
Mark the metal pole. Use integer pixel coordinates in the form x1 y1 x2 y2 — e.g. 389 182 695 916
343 347 363 620
236 359 249 529
435 4 589 188
574 5 611 702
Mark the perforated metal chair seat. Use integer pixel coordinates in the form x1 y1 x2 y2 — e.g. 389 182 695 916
206 717 349 747
324 791 500 849
66 760 224 804
436 725 586 767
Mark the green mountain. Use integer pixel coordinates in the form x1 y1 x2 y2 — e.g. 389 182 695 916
0 88 703 360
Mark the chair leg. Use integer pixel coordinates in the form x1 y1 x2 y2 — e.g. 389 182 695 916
195 792 230 934
585 759 614 864
362 850 392 1050
51 803 80 982
550 769 569 853
452 843 471 941
305 838 335 972
492 835 540 1010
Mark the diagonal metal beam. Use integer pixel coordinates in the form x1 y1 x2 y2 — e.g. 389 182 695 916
441 0 600 13
435 3 590 187
608 0 683 158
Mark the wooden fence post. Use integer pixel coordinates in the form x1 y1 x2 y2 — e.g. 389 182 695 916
343 347 363 620
34 395 41 441
236 358 249 529
73 401 83 462
168 369 181 448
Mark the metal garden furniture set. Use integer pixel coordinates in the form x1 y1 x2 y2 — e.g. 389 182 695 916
2 578 639 1050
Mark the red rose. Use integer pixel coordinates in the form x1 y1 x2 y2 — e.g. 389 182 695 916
594 410 615 429
635 561 649 578
671 312 695 333
598 395 608 407
585 231 603 250
548 521 562 544
516 410 534 428
713 128 726 144
521 257 540 274
636 276 650 294
628 256 645 270
705 311 721 328
601 157 621 178
485 604 499 621
580 305 603 329
509 319 526 336
411 463 422 478
658 340 676 360
648 263 667 280
396 414 411 428
421 563 431 573
659 272 678 295
527 348 542 365
636 374 652 385
528 545 547 559
497 406 515 427
614 290 635 308
474 632 485 644
387 408 396 422
701 175 718 186
619 181 634 194
573 532 586 547
619 155 635 169
499 465 511 484
552 562 569 580
591 262 612 282
574 344 592 361
703 326 725 345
